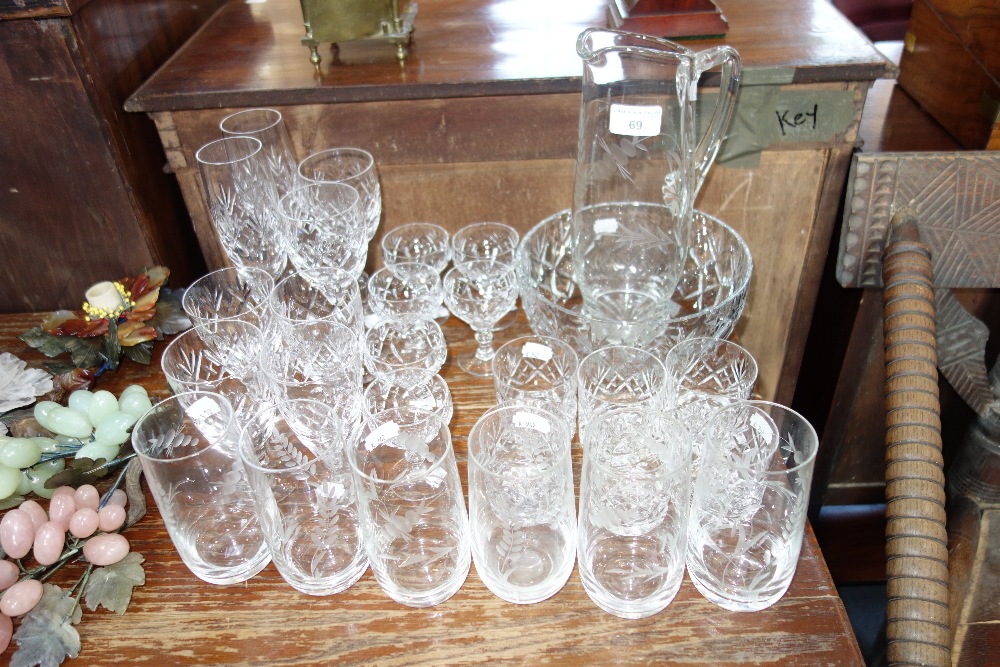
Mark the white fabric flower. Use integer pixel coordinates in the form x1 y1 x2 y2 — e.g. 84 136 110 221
0 352 53 414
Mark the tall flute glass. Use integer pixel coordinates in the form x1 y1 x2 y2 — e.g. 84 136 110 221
196 136 288 279
442 260 519 377
219 108 298 200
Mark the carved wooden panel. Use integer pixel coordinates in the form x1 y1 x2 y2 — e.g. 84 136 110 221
837 152 1000 288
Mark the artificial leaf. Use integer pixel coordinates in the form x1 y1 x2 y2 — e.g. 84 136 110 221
84 552 146 614
10 584 82 667
19 327 101 370
148 289 192 336
18 328 75 359
121 341 153 365
122 457 147 531
65 338 101 370
43 457 112 489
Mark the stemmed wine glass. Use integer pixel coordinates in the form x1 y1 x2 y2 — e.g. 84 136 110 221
364 263 447 389
442 260 519 377
381 223 452 322
297 148 382 241
277 181 367 280
451 222 520 329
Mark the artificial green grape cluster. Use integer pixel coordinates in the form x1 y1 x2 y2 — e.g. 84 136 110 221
0 386 152 500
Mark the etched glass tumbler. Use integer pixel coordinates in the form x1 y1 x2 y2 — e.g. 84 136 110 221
219 107 298 200
239 399 368 596
686 400 818 612
278 181 367 279
182 266 274 333
467 404 576 604
195 136 288 279
577 345 667 439
578 407 691 618
663 337 758 478
297 147 382 240
492 335 579 431
442 260 519 377
348 408 470 607
131 391 270 584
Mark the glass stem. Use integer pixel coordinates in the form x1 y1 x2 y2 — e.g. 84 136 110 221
473 328 495 362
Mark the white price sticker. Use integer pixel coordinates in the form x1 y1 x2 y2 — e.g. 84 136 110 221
609 104 662 137
513 411 551 434
593 218 618 235
365 421 400 450
521 342 553 362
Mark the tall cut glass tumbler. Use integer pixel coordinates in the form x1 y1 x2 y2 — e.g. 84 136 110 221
348 408 470 607
578 407 691 618
467 404 576 604
131 392 270 585
239 400 367 596
686 400 818 612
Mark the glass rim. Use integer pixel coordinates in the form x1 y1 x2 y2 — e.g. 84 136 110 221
706 399 819 473
237 399 341 475
182 267 274 321
362 373 450 417
493 334 579 379
516 208 753 328
581 405 691 478
160 321 263 386
297 147 375 184
219 107 284 135
277 181 362 222
132 391 235 463
347 407 452 485
450 221 520 259
381 221 450 245
195 135 263 166
467 403 572 478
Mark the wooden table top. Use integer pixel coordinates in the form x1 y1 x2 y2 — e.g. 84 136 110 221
0 311 862 666
126 0 894 112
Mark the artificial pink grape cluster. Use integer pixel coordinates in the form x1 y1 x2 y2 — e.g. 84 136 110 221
0 484 130 653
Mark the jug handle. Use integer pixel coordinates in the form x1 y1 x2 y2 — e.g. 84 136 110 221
691 46 742 195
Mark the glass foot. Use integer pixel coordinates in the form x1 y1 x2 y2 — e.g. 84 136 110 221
457 350 494 377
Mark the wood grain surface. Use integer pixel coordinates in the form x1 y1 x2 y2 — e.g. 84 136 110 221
125 0 892 111
0 312 862 666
